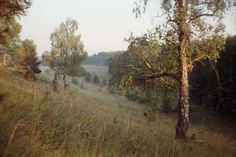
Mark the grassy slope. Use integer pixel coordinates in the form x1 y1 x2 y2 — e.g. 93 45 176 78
0 69 235 157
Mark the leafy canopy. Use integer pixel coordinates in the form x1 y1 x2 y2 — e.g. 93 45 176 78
112 0 231 89
14 39 41 77
45 18 87 76
0 0 31 49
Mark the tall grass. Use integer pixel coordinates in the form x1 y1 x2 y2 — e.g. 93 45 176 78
0 69 235 157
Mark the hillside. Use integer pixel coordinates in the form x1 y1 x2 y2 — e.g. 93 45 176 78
0 69 235 157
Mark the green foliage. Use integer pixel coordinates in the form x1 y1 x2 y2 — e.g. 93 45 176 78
102 79 107 87
108 1 232 129
131 0 233 138
0 0 31 50
109 30 179 91
0 19 21 49
132 0 231 71
15 39 41 79
93 74 100 84
84 71 92 82
125 88 142 102
161 94 174 113
108 32 178 108
44 18 87 77
190 35 236 114
108 51 130 89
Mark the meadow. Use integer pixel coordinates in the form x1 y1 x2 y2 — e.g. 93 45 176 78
0 68 235 157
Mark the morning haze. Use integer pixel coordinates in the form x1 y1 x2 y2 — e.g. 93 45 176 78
19 0 236 55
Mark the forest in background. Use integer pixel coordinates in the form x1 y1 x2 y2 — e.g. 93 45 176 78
83 51 124 66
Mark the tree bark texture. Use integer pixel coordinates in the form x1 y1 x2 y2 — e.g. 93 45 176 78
175 0 190 139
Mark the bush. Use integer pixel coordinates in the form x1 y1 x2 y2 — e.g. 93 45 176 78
93 74 100 84
125 88 151 104
108 86 116 94
160 95 173 113
77 67 87 77
102 79 107 86
72 77 79 85
84 72 91 82
125 89 142 102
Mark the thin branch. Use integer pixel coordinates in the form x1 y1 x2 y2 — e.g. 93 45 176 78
167 13 179 25
188 9 217 23
207 56 228 92
145 62 155 73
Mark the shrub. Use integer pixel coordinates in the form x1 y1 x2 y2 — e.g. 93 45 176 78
72 77 79 85
102 79 107 86
93 74 100 84
125 89 141 102
160 95 173 113
84 72 91 82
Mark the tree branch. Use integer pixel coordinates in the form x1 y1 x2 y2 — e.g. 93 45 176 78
145 62 155 73
207 56 228 92
167 13 179 25
143 62 179 82
188 9 217 23
143 71 179 82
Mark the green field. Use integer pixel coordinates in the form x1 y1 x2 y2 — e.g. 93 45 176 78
0 69 235 157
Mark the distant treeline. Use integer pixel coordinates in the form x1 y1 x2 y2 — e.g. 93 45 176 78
83 51 124 66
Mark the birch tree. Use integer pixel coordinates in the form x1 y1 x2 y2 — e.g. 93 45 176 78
47 18 86 91
131 0 233 139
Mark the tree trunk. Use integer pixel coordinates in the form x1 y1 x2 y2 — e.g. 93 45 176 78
62 73 69 90
176 44 190 139
175 0 190 139
52 69 59 92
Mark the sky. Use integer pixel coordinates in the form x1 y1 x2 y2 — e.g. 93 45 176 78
19 0 236 56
